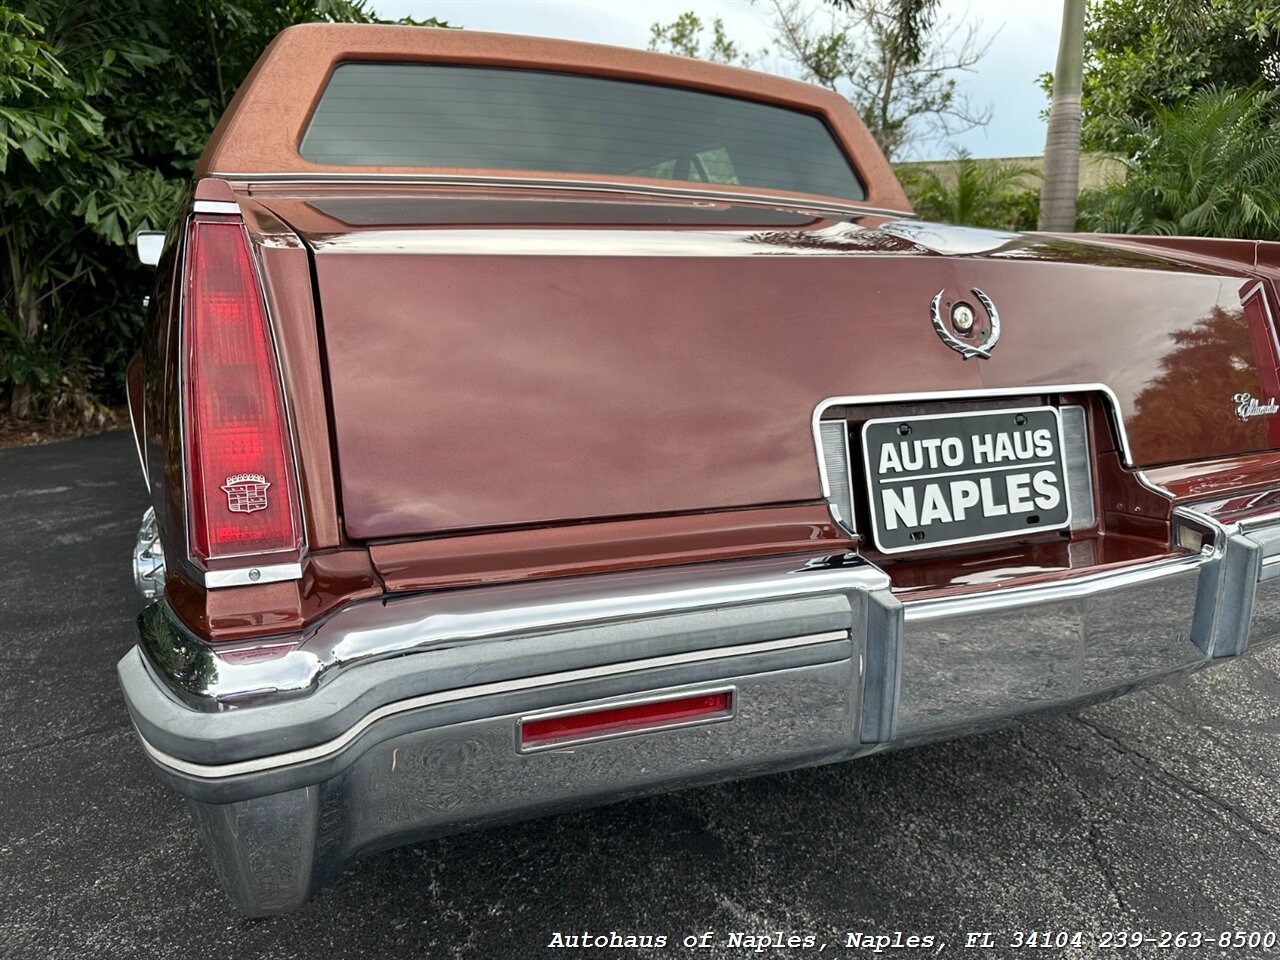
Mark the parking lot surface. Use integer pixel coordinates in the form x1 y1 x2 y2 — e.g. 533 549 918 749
2 432 1279 959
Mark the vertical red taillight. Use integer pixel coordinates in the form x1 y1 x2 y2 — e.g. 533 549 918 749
183 219 301 565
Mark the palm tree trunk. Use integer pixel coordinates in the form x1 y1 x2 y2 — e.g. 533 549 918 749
1038 0 1086 231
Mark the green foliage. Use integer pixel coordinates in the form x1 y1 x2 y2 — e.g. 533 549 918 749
769 0 992 161
824 0 940 67
0 7 103 173
0 1 449 422
647 11 761 66
650 2 991 160
1049 0 1280 152
1082 86 1280 240
896 150 1040 231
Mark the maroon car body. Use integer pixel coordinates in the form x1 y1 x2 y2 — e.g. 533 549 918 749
120 24 1280 914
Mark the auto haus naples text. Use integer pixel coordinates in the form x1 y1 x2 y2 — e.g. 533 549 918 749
545 930 943 951
875 424 1063 532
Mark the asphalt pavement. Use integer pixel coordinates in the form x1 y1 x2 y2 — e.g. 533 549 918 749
2 431 1280 959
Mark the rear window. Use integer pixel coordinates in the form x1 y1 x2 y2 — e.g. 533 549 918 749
299 63 866 201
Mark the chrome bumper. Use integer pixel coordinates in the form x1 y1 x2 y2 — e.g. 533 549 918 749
118 503 1280 915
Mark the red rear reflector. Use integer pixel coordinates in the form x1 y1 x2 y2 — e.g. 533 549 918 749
183 219 301 564
520 691 733 748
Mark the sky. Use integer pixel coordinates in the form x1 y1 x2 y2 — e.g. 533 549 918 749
370 0 1065 161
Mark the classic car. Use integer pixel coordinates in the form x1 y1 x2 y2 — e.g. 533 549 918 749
121 23 1280 915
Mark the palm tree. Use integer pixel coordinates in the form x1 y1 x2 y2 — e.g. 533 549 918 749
1038 0 1085 231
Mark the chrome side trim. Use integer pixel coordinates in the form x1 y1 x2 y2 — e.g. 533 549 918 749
811 382 1136 501
300 225 908 258
209 171 913 220
1179 495 1280 534
200 562 303 589
192 200 240 215
126 378 148 489
1235 510 1280 532
1135 470 1174 498
515 685 736 753
135 630 848 780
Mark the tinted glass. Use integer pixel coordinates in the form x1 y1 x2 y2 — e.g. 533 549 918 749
300 63 866 201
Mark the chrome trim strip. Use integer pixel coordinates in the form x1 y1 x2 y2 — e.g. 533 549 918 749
299 225 901 258
901 549 1210 623
201 562 303 589
126 379 148 489
136 630 848 779
1239 517 1280 536
1135 470 1174 497
210 171 913 219
516 685 736 753
192 200 240 215
811 383 1136 501
1242 280 1280 363
1231 509 1280 532
1180 495 1280 534
175 215 195 575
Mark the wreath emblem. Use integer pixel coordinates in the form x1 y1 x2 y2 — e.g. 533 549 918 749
930 288 1000 359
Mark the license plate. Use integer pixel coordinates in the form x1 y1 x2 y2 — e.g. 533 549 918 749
861 407 1071 554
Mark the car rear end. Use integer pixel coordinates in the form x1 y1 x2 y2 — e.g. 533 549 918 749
119 23 1280 914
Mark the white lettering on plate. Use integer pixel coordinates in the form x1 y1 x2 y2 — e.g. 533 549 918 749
1032 469 1062 510
970 428 1053 465
950 479 981 520
882 486 916 531
883 471 1064 531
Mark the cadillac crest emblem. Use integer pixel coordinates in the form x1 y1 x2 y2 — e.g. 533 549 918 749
222 473 271 514
931 288 1000 359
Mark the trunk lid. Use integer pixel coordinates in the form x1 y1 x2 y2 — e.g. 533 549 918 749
254 190 1276 540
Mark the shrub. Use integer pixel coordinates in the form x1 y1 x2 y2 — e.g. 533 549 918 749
896 149 1041 231
0 1 446 424
1082 85 1280 240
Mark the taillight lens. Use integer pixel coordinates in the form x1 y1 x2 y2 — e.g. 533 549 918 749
183 219 301 564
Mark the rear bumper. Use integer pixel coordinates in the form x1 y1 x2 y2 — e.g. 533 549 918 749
119 503 1280 915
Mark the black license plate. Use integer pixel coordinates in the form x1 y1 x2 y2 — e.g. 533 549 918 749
861 407 1071 554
